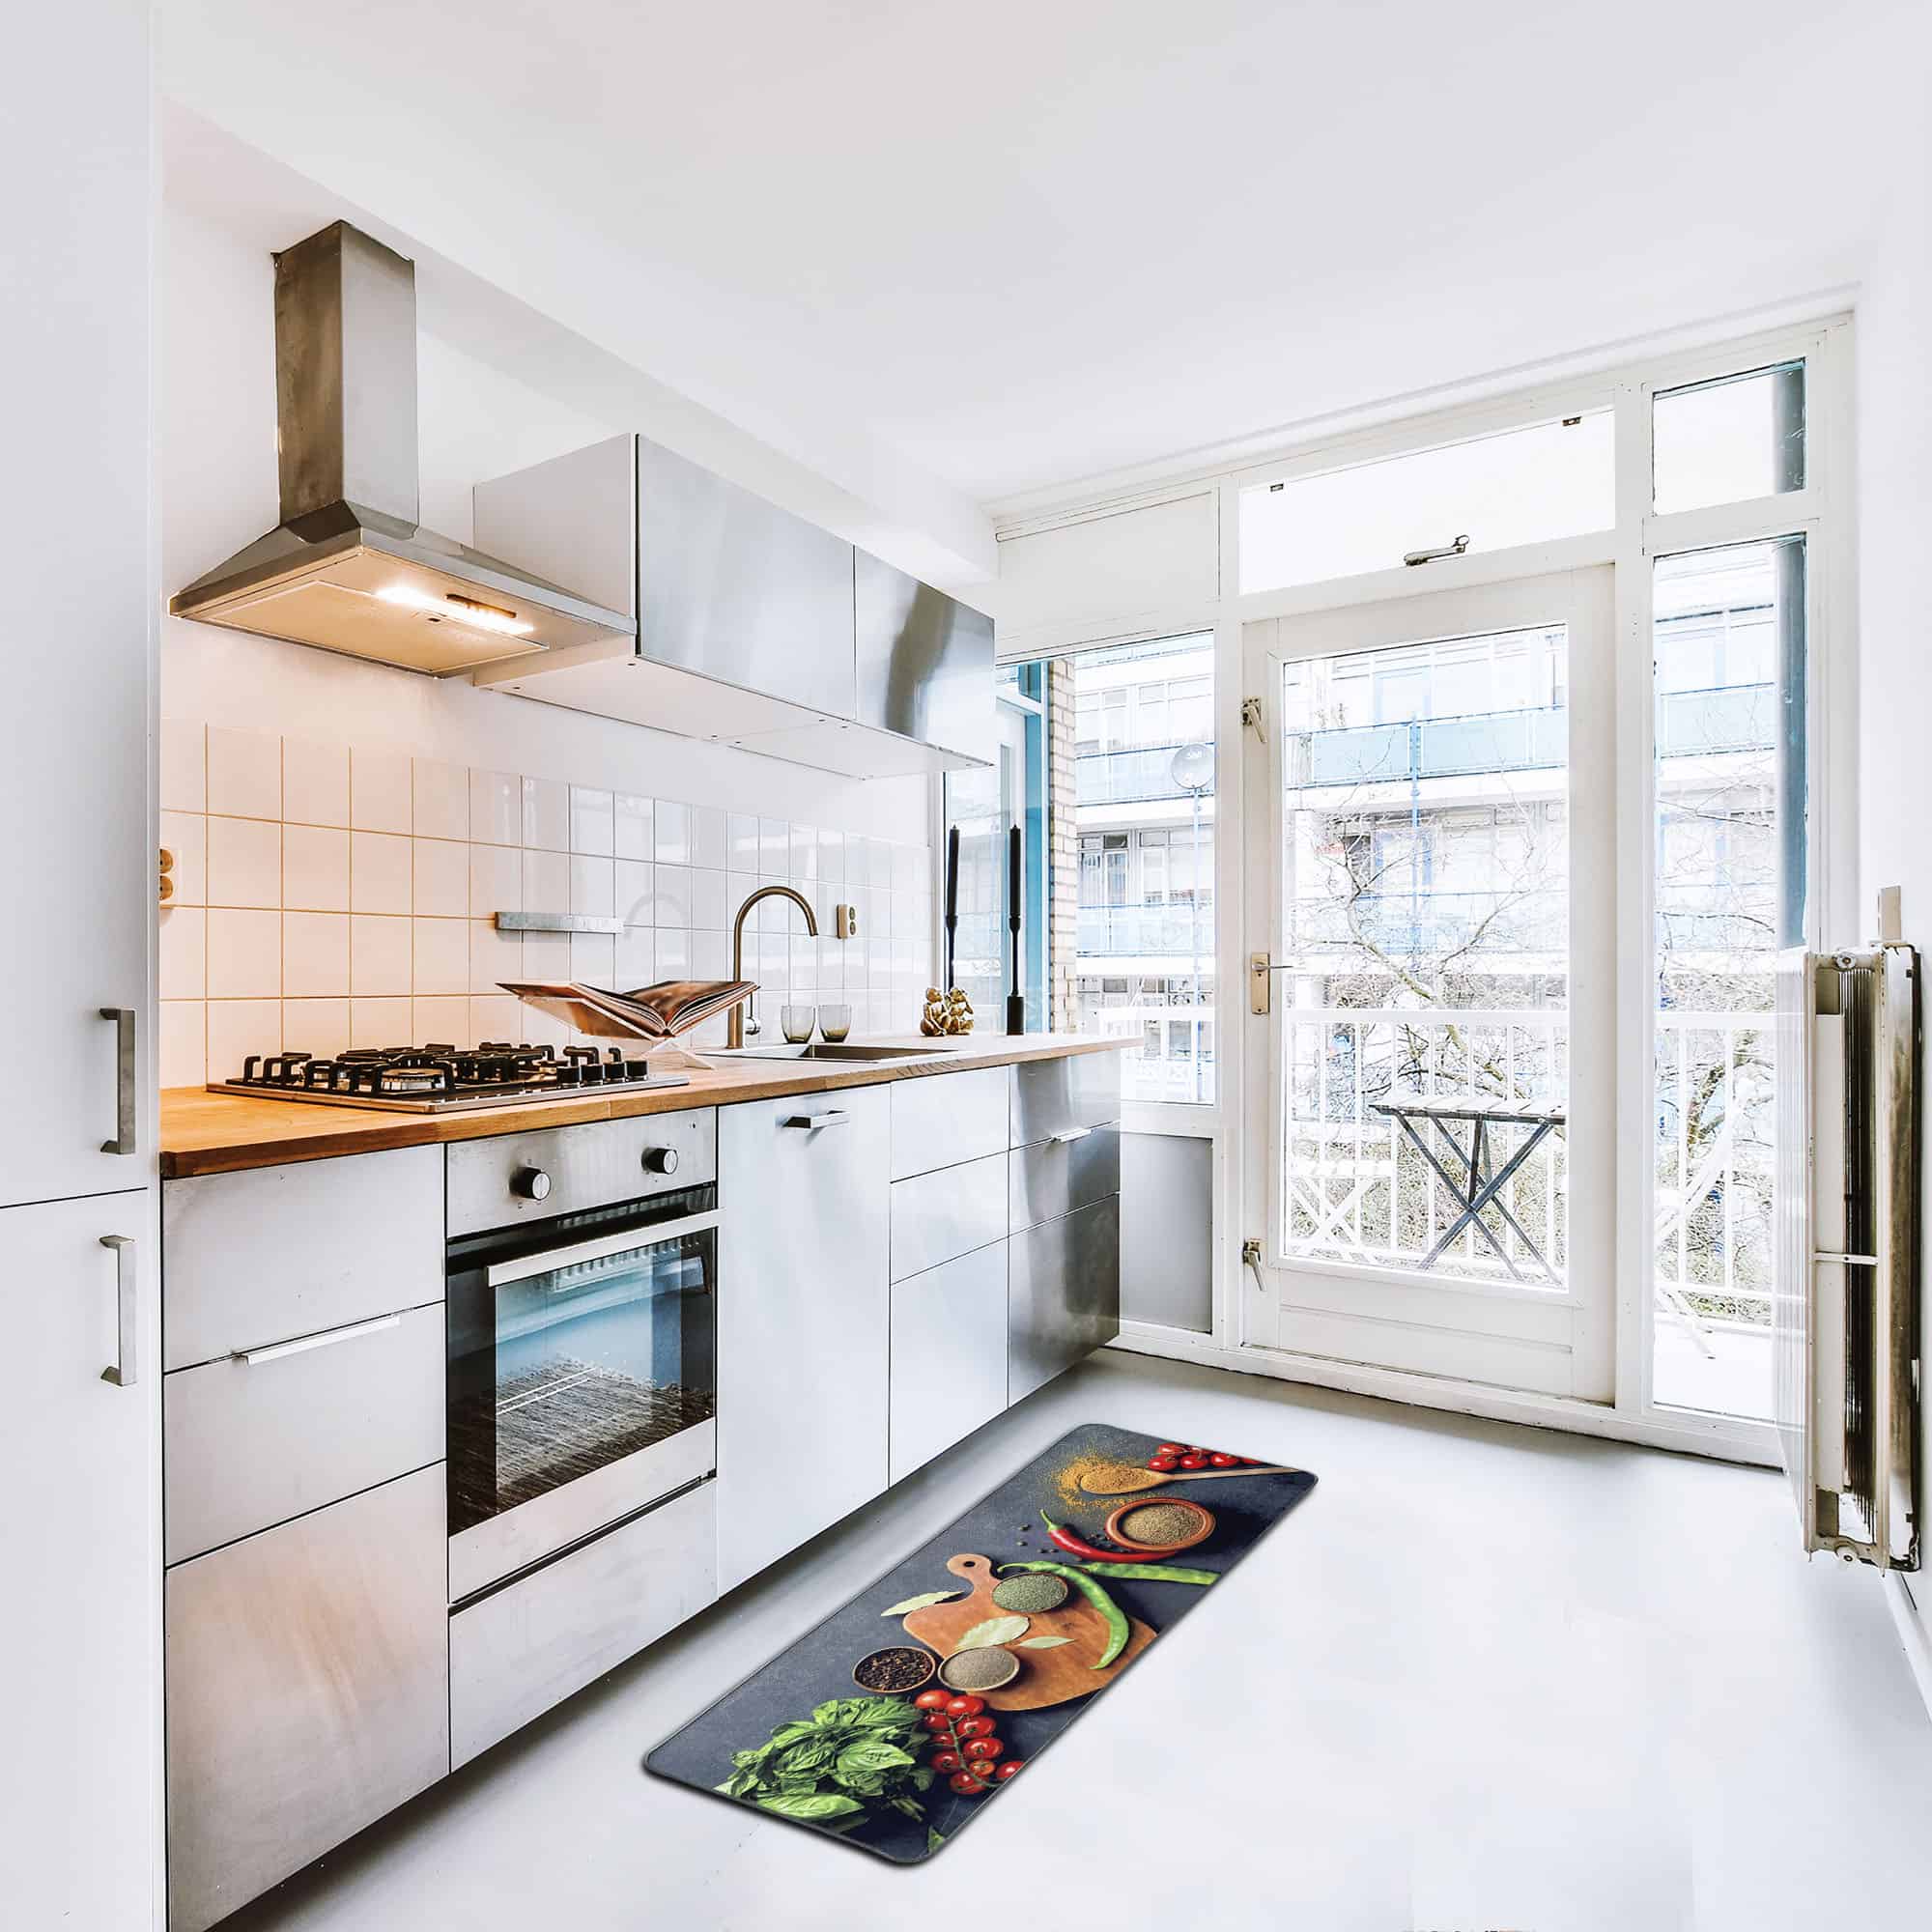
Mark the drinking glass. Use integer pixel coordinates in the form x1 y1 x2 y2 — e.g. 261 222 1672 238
780 1004 816 1043
817 1003 852 1043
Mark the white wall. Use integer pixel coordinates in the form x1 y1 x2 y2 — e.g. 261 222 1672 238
158 200 937 1079
1855 130 1932 1656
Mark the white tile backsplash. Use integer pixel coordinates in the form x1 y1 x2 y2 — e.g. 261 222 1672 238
412 758 469 841
351 746 413 833
159 719 933 1081
206 816 281 909
470 769 521 846
160 720 205 813
283 824 349 912
351 831 413 915
207 724 282 819
207 908 280 999
283 737 350 828
412 838 470 918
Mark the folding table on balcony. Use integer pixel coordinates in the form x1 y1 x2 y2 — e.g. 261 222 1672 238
1371 1092 1566 1282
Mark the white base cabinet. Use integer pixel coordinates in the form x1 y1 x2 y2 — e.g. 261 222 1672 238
716 1087 891 1591
0 1194 156 1932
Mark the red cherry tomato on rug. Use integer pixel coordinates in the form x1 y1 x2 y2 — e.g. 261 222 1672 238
955 1715 997 1739
929 1750 962 1773
922 1712 952 1732
1147 1457 1177 1472
945 1695 985 1719
1155 1443 1187 1457
994 1760 1024 1780
914 1689 951 1711
949 1773 989 1795
1179 1454 1208 1469
1208 1452 1239 1467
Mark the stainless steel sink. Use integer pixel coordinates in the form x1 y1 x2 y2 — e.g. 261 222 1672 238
713 1042 956 1063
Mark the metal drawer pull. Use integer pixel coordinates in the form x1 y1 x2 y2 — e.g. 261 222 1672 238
99 1007 136 1153
487 1210 722 1289
99 1235 136 1386
235 1312 402 1366
1049 1127 1093 1145
781 1111 849 1130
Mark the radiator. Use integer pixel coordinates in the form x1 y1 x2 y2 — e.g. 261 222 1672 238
1775 936 1919 1568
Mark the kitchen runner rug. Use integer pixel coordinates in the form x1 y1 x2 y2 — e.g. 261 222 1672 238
644 1421 1317 1862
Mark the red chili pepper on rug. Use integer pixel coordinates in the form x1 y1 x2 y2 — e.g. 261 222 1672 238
1037 1509 1146 1563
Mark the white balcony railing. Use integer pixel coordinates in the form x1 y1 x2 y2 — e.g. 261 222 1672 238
1278 1002 1774 1319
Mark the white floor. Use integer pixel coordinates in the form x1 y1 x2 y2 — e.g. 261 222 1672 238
222 1351 1932 1932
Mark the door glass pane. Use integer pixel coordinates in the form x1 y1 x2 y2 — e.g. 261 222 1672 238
1276 625 1570 1283
1240 412 1614 594
1055 634 1216 1103
1652 361 1805 514
1651 537 1805 1420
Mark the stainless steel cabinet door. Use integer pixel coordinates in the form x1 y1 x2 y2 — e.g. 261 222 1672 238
0 1194 156 1932
1009 1051 1124 1148
1009 1198 1122 1403
889 1240 1007 1484
716 1088 890 1590
164 1466 449 1932
636 435 857 718
854 549 995 763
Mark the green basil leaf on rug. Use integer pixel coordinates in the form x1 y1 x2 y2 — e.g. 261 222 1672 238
755 1793 867 1823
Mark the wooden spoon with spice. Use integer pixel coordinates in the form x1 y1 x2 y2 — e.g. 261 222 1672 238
1076 1459 1303 1496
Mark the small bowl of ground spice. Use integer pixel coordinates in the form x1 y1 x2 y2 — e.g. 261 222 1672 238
1105 1497 1215 1555
938 1644 1021 1694
852 1645 939 1695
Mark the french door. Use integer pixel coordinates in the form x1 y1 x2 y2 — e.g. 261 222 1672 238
1240 569 1615 1398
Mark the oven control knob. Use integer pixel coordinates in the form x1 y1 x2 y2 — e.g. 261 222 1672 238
641 1146 679 1178
510 1166 553 1202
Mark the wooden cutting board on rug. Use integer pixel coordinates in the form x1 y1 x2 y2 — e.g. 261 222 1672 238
899 1552 1155 1712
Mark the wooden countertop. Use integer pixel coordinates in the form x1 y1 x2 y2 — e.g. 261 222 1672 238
159 1034 1130 1179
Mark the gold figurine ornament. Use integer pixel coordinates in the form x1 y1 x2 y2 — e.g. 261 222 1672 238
920 986 975 1037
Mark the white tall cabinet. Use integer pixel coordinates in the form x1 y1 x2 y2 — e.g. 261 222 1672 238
0 0 159 1924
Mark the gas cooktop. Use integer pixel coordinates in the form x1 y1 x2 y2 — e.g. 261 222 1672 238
208 1041 691 1113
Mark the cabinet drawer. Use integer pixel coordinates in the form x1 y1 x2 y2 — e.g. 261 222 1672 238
891 1151 1007 1282
162 1146 442 1370
1009 1198 1121 1404
1009 1124 1120 1234
163 1301 443 1566
164 1467 448 1932
890 1066 1008 1179
1009 1053 1122 1149
889 1242 1007 1485
450 1480 717 1768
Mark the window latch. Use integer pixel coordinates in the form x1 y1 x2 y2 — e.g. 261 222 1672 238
1241 1237 1267 1293
1240 696 1265 743
1403 533 1470 567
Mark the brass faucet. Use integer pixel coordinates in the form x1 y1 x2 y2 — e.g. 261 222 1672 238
728 885 818 1047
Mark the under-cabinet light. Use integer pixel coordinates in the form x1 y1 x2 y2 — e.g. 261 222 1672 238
376 583 535 636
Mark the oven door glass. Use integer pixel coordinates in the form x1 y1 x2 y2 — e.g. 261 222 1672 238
447 1199 717 1542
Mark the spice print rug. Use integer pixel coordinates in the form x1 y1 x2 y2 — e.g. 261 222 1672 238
644 1422 1317 1862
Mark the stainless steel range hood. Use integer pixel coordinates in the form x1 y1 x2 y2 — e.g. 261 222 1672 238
170 222 634 676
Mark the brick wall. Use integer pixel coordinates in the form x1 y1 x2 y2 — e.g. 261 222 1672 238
1045 658 1081 1033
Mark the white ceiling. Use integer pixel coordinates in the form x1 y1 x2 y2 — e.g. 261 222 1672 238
163 0 1921 529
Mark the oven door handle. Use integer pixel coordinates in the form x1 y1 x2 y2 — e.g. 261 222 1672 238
485 1209 722 1290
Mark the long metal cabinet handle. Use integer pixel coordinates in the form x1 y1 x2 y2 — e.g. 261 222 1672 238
235 1312 403 1365
781 1111 849 1129
99 1007 136 1153
99 1235 136 1386
1049 1126 1093 1145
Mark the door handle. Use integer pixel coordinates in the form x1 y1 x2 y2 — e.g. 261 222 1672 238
99 1007 136 1153
1049 1127 1093 1145
235 1312 402 1365
99 1234 136 1386
781 1111 850 1130
1247 953 1296 1015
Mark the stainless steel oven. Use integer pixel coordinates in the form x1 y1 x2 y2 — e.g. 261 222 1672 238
444 1109 718 1601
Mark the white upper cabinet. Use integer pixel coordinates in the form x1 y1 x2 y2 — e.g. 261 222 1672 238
1 0 154 1209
